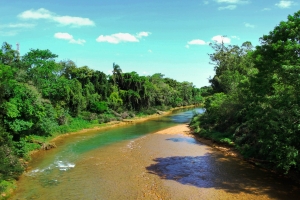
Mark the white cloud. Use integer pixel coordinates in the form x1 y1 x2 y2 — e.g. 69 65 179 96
188 39 207 45
244 22 255 28
70 38 86 45
18 8 53 19
18 8 95 27
275 1 294 8
54 32 86 45
186 39 208 48
203 1 209 5
148 49 152 53
96 33 138 43
212 35 231 44
96 32 150 44
218 5 237 10
137 31 151 38
54 32 73 40
53 16 94 26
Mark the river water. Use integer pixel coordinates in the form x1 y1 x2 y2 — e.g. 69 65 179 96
11 108 300 199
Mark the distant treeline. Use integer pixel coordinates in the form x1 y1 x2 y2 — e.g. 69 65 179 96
0 43 204 193
190 10 300 174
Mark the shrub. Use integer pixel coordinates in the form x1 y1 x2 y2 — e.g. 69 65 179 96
91 101 108 113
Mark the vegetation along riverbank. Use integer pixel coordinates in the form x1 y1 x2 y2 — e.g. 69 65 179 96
0 41 203 198
190 10 300 181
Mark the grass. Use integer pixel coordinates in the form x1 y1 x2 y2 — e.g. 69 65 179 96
0 180 16 200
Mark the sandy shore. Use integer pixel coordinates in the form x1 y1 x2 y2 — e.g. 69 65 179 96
155 124 240 158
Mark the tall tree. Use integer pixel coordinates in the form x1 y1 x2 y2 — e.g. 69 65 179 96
112 63 123 86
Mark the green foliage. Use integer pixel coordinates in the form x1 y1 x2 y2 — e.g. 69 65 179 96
0 43 202 189
14 137 40 160
108 86 123 110
0 179 16 198
142 108 157 115
90 101 108 113
190 10 300 173
197 129 234 146
2 83 57 138
0 132 24 181
53 118 91 134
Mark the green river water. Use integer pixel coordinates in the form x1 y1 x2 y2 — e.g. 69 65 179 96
10 108 300 199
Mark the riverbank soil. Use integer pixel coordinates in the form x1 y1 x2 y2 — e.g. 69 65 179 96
11 124 300 199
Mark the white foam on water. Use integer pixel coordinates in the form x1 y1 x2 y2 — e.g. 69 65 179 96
56 160 75 171
26 160 75 176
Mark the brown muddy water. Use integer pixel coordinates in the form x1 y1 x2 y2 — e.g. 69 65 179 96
10 109 300 199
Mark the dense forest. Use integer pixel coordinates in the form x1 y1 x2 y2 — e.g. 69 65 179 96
0 43 203 193
190 10 300 174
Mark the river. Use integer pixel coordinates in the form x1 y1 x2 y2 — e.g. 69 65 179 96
10 108 300 199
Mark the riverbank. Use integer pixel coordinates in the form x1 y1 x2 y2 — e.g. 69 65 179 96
49 105 196 144
157 124 241 158
188 126 300 186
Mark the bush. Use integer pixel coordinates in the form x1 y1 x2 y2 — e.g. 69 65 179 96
53 118 91 134
129 112 135 118
143 108 157 115
98 114 115 123
0 132 24 182
0 144 24 180
14 137 40 160
90 101 108 113
155 105 170 111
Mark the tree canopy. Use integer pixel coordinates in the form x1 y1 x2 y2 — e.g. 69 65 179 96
191 10 300 173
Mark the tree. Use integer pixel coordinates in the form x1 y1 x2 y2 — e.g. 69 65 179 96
22 49 61 95
112 63 123 86
238 10 300 172
2 82 57 138
0 42 20 67
209 41 254 94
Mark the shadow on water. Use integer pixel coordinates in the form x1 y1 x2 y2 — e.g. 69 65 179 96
166 137 200 145
146 153 300 199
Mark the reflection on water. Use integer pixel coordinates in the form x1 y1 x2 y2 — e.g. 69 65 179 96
166 137 200 144
146 154 300 199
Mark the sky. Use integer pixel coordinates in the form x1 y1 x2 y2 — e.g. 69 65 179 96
1 0 299 88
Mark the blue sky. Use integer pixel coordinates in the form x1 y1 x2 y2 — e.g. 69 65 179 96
1 0 299 87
